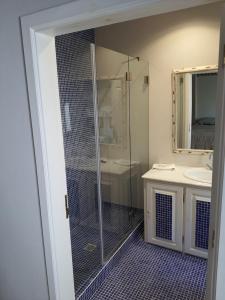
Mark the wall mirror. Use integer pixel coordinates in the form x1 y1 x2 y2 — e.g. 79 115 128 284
172 65 218 154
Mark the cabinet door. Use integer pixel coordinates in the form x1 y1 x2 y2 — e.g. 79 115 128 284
184 187 211 258
144 181 183 251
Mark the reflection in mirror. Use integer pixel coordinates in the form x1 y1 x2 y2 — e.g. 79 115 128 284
173 66 217 153
97 78 127 146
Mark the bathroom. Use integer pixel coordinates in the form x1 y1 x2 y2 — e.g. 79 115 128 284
51 2 221 299
18 1 224 300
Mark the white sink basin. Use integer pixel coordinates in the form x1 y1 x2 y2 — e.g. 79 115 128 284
184 168 212 184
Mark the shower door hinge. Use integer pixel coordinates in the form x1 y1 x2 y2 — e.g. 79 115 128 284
125 71 132 81
211 229 216 248
182 235 185 245
65 194 69 219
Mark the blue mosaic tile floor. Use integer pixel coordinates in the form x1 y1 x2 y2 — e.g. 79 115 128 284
71 204 143 295
89 233 207 300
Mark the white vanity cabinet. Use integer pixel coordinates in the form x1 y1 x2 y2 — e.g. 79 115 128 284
144 182 183 251
143 166 212 258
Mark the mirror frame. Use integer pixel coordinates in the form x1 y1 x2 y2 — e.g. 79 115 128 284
172 64 218 154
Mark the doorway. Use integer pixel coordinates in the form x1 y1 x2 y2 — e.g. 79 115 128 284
20 1 223 299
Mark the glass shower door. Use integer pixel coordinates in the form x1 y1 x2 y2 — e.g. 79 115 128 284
95 46 133 260
128 57 149 225
55 31 149 295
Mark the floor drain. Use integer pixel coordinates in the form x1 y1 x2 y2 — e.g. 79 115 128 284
84 243 97 252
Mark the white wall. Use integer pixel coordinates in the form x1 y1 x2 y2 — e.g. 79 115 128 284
96 3 222 167
0 1 71 300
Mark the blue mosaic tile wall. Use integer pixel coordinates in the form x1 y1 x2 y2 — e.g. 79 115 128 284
55 29 103 294
195 201 211 249
56 30 97 226
155 193 173 240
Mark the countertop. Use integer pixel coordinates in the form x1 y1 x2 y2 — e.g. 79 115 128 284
142 165 211 189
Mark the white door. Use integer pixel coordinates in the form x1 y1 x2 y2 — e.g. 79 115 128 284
144 181 183 251
207 4 225 300
184 187 211 259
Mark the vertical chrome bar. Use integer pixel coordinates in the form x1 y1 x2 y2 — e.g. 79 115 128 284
127 56 134 226
90 43 104 264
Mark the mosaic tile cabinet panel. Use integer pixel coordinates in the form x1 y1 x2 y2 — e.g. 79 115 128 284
184 187 211 258
144 182 184 251
144 181 211 258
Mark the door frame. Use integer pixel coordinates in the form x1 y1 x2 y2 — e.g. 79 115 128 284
207 7 225 300
20 1 224 299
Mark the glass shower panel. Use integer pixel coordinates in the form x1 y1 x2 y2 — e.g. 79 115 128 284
55 31 102 295
95 46 133 260
128 57 149 222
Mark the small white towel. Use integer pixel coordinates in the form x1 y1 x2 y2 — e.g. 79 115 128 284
152 164 175 170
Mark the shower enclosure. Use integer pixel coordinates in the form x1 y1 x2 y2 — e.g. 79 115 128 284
55 30 149 296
